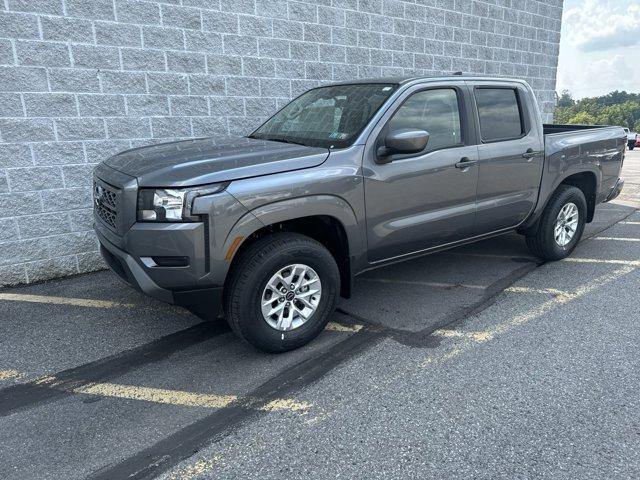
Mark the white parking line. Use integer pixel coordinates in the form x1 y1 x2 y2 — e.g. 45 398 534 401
599 207 635 213
620 221 640 225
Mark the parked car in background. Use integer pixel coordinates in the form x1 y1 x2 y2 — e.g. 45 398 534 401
636 136 640 148
94 76 626 352
624 127 637 149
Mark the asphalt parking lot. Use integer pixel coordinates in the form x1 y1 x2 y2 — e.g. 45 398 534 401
1 151 639 480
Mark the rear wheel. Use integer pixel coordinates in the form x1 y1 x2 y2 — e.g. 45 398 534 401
525 185 587 261
223 233 340 353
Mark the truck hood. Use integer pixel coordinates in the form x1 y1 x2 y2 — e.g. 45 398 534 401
104 136 330 188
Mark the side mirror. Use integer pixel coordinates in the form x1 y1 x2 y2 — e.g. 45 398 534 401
376 128 429 163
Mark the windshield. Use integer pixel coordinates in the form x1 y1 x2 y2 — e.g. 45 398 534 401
250 83 398 149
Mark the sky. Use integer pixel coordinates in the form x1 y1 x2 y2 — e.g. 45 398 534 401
556 0 640 98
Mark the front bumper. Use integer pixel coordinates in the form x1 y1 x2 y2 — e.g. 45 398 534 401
97 229 222 312
605 178 624 202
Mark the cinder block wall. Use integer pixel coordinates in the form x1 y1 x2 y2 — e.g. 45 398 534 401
0 0 562 286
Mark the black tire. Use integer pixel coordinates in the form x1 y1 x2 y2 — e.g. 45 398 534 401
223 232 340 353
525 185 587 261
630 145 635 150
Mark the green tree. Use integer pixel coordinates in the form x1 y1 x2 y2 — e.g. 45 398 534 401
568 111 596 124
557 90 574 108
553 90 640 130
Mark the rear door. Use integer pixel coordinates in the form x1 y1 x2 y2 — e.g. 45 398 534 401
363 82 480 263
471 83 544 234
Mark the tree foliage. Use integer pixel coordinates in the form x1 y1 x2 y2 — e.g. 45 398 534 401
553 90 640 131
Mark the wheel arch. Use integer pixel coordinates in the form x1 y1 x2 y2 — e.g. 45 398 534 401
221 195 364 298
520 168 600 235
559 171 598 222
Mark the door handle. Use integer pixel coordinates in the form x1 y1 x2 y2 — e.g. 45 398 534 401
455 157 478 169
522 148 541 159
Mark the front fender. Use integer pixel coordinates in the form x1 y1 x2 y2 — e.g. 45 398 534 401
216 194 365 282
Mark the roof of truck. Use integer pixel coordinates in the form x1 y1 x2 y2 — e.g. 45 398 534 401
330 75 528 86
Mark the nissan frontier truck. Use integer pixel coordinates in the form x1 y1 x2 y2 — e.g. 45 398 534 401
93 76 625 352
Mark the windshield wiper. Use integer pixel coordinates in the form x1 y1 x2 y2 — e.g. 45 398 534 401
248 135 306 147
269 138 306 146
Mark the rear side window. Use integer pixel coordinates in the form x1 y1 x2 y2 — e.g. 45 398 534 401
388 88 462 152
475 88 523 142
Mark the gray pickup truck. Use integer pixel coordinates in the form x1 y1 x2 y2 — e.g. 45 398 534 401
93 76 626 352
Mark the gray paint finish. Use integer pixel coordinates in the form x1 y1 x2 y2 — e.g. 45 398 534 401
105 137 329 187
0 0 564 286
91 77 626 308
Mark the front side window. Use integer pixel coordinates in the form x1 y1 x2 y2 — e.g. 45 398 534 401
387 88 462 152
251 83 397 149
475 88 524 142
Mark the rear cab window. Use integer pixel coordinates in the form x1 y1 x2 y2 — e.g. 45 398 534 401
475 87 525 142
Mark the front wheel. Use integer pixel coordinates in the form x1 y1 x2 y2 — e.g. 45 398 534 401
525 185 587 261
223 233 340 353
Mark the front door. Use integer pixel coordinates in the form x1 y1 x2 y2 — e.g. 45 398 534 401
364 85 479 263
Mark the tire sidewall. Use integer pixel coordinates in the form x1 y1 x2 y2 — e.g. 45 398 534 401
233 240 339 352
543 188 587 258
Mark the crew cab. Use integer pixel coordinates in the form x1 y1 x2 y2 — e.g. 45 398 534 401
93 76 626 352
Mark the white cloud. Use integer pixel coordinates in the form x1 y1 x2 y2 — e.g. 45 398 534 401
556 0 640 98
585 55 634 89
557 52 638 97
563 1 640 52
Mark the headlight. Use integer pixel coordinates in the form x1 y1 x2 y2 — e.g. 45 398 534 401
137 183 226 222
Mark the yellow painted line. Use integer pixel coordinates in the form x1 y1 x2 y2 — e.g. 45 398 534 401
325 322 363 333
0 292 189 315
70 381 311 412
594 237 640 242
75 382 236 408
167 456 221 480
423 264 636 367
261 398 312 412
563 257 640 267
505 286 573 298
0 369 22 380
0 293 134 308
361 278 486 290
489 265 635 337
432 328 493 342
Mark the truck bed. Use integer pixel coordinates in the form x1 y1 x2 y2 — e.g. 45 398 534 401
541 123 626 209
542 124 610 135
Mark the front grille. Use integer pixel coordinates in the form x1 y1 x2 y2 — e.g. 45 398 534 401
93 180 119 231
